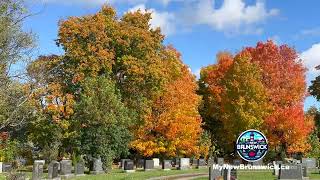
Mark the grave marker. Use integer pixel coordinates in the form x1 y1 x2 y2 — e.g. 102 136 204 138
32 161 44 180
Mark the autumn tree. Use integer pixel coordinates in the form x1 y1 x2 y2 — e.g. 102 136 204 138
240 41 312 155
220 53 271 151
199 41 312 157
198 52 233 156
28 5 204 160
132 65 204 158
199 52 271 155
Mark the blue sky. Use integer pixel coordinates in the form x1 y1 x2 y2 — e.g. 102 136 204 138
23 0 320 110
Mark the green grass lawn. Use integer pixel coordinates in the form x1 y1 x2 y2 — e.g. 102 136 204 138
1 168 320 180
72 168 208 180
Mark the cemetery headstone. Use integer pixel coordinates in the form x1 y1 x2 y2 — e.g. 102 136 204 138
178 158 190 170
217 158 224 165
302 158 317 169
75 162 85 176
2 163 12 172
124 160 135 173
90 158 104 174
152 158 160 168
301 163 308 177
162 160 172 170
192 159 198 166
120 159 130 170
209 165 222 180
48 160 59 179
279 164 304 180
172 158 180 167
32 161 44 180
233 159 241 166
197 159 207 169
208 158 215 166
144 160 154 171
60 159 74 178
136 159 144 169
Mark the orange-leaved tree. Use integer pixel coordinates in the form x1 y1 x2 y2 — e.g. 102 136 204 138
131 64 205 158
239 41 313 155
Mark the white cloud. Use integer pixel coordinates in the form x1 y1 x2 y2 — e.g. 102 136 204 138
32 0 278 36
300 43 320 75
128 4 176 36
178 0 279 34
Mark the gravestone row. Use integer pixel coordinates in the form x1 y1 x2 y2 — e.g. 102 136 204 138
32 158 103 180
119 158 208 172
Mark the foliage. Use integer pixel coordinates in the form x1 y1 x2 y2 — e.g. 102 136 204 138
0 136 18 162
305 107 320 158
74 77 133 167
131 66 203 158
0 0 34 131
242 41 312 154
309 65 320 101
199 41 313 156
220 53 271 151
27 5 198 160
198 52 233 156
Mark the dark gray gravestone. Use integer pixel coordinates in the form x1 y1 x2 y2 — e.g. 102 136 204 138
2 163 12 172
120 159 130 170
124 160 135 172
90 158 104 174
301 163 308 177
144 160 154 171
32 161 44 180
209 165 222 180
178 158 190 170
192 159 198 166
233 159 241 166
136 159 144 169
279 164 303 180
172 158 180 167
302 158 317 169
48 160 59 179
217 158 224 165
197 159 206 169
162 160 172 170
60 160 72 175
75 162 85 176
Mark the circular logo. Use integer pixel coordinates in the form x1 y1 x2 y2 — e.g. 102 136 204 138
236 129 268 162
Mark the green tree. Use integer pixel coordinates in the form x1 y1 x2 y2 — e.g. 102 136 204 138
74 77 133 168
0 0 35 131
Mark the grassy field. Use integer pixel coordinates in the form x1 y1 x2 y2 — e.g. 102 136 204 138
1 168 320 180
